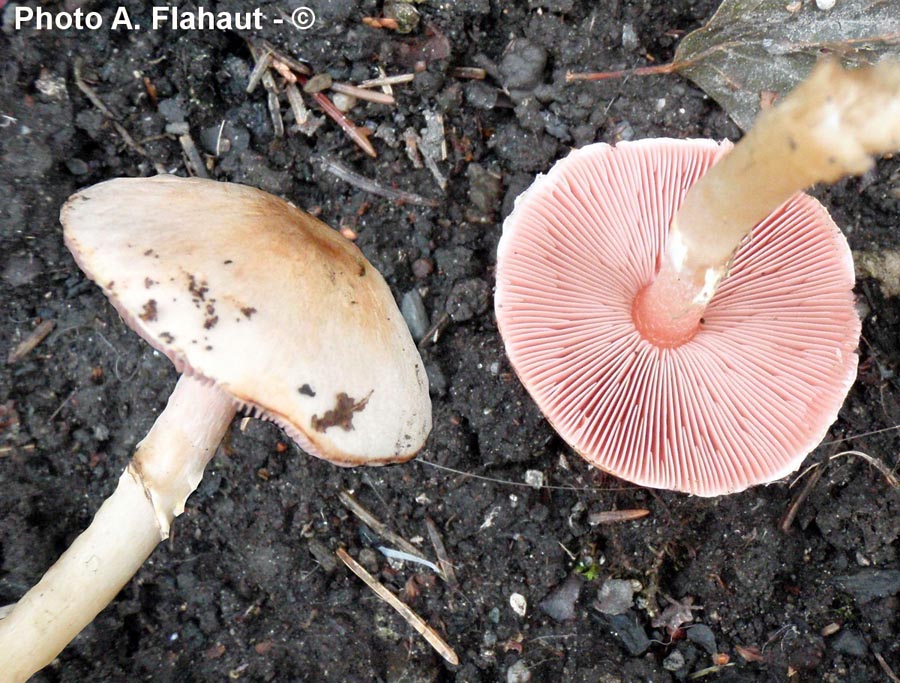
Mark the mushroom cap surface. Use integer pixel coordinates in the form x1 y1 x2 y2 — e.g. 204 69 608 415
62 175 431 465
495 139 860 496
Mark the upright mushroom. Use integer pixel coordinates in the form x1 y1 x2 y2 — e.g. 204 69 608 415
495 60 900 495
0 175 431 681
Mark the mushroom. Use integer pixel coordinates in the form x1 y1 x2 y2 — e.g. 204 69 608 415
495 60 900 496
0 175 431 681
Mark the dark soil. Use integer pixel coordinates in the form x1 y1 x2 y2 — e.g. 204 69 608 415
2 1 899 682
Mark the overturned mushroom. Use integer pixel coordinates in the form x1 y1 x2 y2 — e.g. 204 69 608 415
496 60 900 495
0 175 431 681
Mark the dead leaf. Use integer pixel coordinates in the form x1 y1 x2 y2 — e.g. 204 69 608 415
674 0 900 130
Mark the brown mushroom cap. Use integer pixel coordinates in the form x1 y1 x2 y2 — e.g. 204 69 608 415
495 139 860 496
62 175 431 465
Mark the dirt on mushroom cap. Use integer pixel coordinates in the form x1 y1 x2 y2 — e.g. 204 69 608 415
61 175 431 464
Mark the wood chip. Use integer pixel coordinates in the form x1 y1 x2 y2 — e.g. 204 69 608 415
336 547 459 666
7 320 55 364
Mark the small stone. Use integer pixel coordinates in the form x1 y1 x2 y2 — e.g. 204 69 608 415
412 258 433 279
686 624 717 655
538 573 583 622
594 612 650 656
425 362 448 397
524 470 544 489
821 622 841 637
834 569 900 603
35 70 67 99
401 290 429 340
621 23 639 52
662 649 685 671
65 158 90 175
816 0 836 9
595 579 635 615
506 660 531 683
199 122 250 157
832 630 867 657
510 592 527 617
488 607 501 624
332 93 357 112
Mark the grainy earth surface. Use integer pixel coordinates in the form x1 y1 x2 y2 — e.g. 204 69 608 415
1 1 899 682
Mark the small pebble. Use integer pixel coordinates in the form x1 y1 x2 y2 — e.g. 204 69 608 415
401 289 429 340
65 158 90 175
332 93 357 112
821 622 841 637
412 257 433 279
524 470 544 489
594 612 650 655
621 23 639 52
834 569 900 603
510 592 527 617
663 649 685 671
816 0 836 9
686 624 718 655
595 579 635 615
506 660 531 683
538 573 583 622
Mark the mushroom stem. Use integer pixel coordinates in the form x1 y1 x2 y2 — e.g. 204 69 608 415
635 59 900 343
0 374 235 682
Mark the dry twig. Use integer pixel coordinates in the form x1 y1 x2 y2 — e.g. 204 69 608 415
417 312 451 350
781 464 824 533
359 73 415 88
829 450 900 490
330 82 395 105
425 517 457 585
875 651 900 683
7 320 55 364
336 547 459 665
73 60 167 174
338 490 422 558
318 157 438 207
588 509 650 525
